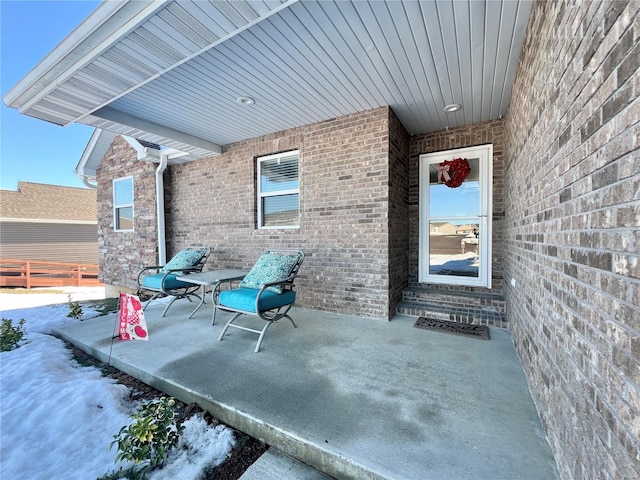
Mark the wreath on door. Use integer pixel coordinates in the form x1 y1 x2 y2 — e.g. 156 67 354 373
437 158 471 188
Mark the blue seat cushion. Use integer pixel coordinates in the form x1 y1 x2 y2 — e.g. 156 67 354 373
219 288 296 313
141 273 193 291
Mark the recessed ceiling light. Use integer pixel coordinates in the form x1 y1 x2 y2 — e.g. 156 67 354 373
236 96 255 105
443 103 462 112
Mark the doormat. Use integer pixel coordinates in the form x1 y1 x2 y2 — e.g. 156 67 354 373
414 317 490 340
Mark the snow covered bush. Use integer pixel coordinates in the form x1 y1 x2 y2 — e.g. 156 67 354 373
1 318 26 351
108 397 185 478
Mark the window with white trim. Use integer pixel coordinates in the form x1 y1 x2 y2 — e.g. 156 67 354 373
113 176 134 231
257 151 299 229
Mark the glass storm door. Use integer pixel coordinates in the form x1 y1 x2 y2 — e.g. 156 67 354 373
419 144 493 287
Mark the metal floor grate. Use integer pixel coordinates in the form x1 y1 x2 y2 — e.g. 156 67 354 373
414 317 490 340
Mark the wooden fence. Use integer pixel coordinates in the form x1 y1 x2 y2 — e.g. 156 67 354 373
0 259 102 289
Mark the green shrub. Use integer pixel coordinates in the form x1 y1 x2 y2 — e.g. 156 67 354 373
1 318 27 352
97 465 147 480
97 465 148 480
107 397 184 478
67 295 84 320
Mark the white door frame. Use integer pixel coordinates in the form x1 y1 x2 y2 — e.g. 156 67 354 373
418 144 493 287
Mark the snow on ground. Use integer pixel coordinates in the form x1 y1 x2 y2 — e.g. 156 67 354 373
0 287 234 480
429 252 479 274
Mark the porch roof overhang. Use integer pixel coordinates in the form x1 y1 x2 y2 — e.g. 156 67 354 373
3 0 533 161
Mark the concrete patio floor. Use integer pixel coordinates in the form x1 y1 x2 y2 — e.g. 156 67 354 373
54 300 558 480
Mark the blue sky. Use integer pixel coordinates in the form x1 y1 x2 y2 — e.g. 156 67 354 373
1 1 101 191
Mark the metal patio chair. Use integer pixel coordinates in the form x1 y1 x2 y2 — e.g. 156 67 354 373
137 246 211 317
216 249 304 352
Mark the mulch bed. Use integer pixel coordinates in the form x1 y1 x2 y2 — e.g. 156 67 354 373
67 343 268 479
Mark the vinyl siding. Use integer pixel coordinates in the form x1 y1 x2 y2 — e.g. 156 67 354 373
0 222 98 264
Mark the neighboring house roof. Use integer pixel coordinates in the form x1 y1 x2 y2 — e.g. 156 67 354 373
431 222 453 228
431 222 457 231
0 182 97 223
3 0 533 162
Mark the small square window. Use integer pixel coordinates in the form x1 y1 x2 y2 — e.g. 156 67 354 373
113 177 134 231
257 151 299 229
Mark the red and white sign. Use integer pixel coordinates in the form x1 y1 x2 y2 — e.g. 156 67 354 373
118 293 149 341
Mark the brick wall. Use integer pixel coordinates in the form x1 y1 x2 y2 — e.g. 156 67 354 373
504 1 639 478
408 119 505 292
389 108 411 318
97 136 158 292
163 106 401 319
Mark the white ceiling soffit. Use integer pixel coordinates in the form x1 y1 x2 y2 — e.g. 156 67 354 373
4 0 533 155
75 128 116 179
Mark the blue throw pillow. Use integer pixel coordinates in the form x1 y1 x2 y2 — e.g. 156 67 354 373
161 248 207 274
239 252 300 293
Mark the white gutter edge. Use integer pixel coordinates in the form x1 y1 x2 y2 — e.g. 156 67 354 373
81 177 97 189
